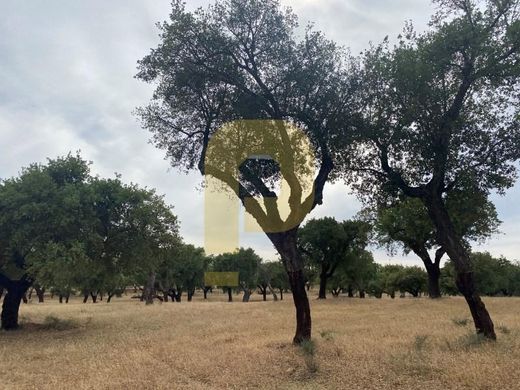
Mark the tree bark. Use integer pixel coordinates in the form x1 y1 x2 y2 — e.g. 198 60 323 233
187 288 195 302
227 287 233 302
268 229 311 344
411 245 442 299
143 272 156 305
425 195 496 339
318 270 328 299
347 286 354 298
279 288 284 301
35 285 45 303
1 280 31 330
90 292 98 303
242 289 251 302
359 290 366 299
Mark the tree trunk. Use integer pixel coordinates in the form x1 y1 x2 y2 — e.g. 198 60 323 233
0 287 4 301
412 245 442 299
268 284 278 301
90 292 98 303
1 280 31 330
187 288 195 302
59 295 63 304
65 293 70 304
242 289 251 302
107 293 114 303
227 287 233 302
318 270 327 299
203 287 210 300
279 288 284 301
347 286 354 298
268 229 311 344
35 285 45 303
83 292 89 303
426 266 441 299
143 272 156 305
425 195 496 339
359 290 366 299
163 291 169 302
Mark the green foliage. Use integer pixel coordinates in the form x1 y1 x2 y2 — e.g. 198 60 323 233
441 252 520 296
0 154 180 301
299 218 371 297
212 248 261 291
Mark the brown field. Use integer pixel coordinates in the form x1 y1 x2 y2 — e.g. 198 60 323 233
1 293 519 390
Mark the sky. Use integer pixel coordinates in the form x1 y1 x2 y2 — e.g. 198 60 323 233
0 0 518 265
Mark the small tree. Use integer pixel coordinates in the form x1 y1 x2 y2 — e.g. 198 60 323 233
299 217 370 299
213 248 260 302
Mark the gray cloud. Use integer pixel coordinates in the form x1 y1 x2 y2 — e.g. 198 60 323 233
0 0 517 265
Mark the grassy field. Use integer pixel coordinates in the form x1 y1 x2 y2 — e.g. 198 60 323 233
1 293 519 390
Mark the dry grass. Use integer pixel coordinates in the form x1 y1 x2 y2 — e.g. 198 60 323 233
1 293 520 389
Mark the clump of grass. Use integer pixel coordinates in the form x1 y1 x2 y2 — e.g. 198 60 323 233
298 339 318 374
497 325 511 335
319 330 334 341
41 315 76 331
414 335 429 352
299 339 315 357
452 317 470 327
445 332 491 351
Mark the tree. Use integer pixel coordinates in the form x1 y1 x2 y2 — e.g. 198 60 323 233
299 217 370 299
0 154 92 329
213 248 260 302
343 250 377 298
371 188 499 298
340 0 520 339
136 0 355 343
0 154 180 329
265 260 289 300
396 266 428 297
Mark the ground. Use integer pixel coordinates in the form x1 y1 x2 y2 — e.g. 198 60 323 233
1 293 519 389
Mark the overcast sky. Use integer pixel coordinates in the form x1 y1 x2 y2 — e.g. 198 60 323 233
1 0 518 265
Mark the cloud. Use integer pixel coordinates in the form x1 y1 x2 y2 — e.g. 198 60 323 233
0 0 517 265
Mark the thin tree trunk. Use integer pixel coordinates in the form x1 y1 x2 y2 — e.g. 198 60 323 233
425 195 496 339
83 292 89 303
242 288 251 302
65 293 70 304
318 270 327 299
347 286 354 298
90 292 98 303
227 287 233 302
268 229 311 344
35 285 45 303
143 272 156 305
279 288 283 301
59 295 63 304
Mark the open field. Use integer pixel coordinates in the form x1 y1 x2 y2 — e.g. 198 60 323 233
1 294 520 390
